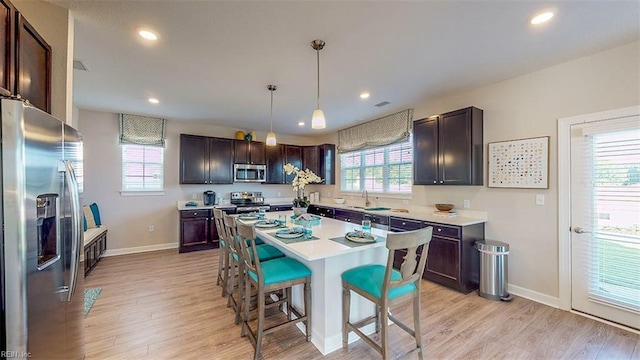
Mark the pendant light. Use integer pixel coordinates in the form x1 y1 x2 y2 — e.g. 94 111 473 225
311 39 326 129
266 84 277 146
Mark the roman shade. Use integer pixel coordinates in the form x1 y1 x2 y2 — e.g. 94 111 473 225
338 109 413 153
119 114 166 147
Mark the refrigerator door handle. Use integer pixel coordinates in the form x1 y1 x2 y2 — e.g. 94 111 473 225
62 160 82 302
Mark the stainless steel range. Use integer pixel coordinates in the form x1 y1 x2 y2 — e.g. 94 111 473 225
230 191 270 213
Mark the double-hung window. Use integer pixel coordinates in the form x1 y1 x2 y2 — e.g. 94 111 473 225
119 113 166 194
121 145 164 191
340 136 413 195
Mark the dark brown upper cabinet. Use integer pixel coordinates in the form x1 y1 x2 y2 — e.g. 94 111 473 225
284 145 302 184
265 143 285 184
413 106 483 185
234 140 265 164
302 144 335 185
0 0 15 93
0 0 51 113
180 134 234 184
15 12 51 113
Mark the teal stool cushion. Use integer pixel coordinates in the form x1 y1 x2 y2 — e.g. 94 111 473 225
341 264 416 300
220 238 227 247
252 245 284 262
249 257 312 285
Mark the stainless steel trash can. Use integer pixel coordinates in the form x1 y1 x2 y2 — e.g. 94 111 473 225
475 240 513 301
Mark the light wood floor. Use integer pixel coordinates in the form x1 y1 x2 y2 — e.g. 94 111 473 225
84 249 640 360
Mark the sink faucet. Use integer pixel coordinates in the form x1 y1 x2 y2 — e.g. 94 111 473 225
362 190 371 207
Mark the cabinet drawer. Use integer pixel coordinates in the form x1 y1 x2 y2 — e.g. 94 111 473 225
364 214 389 226
271 205 293 212
389 217 425 231
424 222 461 239
317 206 335 218
180 210 211 218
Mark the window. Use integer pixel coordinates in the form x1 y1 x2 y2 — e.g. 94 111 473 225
340 137 413 194
121 145 164 191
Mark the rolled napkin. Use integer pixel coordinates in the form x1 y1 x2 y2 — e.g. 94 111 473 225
295 213 316 221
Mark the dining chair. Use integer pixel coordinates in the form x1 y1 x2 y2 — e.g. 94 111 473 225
341 227 433 360
236 221 312 360
223 214 284 324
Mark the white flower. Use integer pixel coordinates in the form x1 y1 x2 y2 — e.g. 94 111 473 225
283 163 322 192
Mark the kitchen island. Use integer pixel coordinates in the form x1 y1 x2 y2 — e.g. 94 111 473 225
239 211 389 355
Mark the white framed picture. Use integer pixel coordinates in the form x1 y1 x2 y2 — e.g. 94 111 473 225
488 136 549 189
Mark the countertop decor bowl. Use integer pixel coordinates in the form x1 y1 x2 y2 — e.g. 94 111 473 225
435 203 454 212
334 198 345 204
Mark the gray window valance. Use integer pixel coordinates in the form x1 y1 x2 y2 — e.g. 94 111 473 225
338 109 413 153
119 114 166 147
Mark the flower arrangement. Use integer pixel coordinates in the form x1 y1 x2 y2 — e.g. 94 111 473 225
284 163 322 208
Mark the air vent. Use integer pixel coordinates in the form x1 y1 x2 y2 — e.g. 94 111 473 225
374 101 390 107
73 60 88 71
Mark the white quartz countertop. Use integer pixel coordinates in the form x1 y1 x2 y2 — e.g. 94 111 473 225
239 211 388 261
176 201 236 211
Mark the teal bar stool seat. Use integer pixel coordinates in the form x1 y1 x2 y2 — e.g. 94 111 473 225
223 214 284 324
237 221 312 360
341 227 433 360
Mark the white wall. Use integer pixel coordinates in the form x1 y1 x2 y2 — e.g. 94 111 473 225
78 110 317 252
80 40 639 301
12 0 73 124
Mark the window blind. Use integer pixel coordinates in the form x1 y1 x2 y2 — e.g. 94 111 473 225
338 109 413 153
119 114 166 147
583 127 640 312
122 145 164 191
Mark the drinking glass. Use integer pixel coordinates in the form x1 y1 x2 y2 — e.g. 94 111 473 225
303 221 313 239
278 214 286 226
361 220 372 235
258 208 266 219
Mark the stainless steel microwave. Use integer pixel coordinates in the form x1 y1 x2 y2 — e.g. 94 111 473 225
233 164 266 182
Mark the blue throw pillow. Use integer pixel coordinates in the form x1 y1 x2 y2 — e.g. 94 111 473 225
83 215 88 231
89 203 102 227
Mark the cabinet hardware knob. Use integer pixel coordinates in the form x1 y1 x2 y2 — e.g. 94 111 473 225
440 181 443 184
193 212 197 215
402 222 406 225
433 181 436 184
438 228 442 232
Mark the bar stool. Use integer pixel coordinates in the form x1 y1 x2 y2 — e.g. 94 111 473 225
236 221 312 360
213 209 231 297
341 227 433 360
223 214 284 324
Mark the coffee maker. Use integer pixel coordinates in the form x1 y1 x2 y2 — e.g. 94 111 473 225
203 191 216 206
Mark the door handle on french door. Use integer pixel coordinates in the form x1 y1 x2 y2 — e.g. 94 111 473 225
573 227 590 234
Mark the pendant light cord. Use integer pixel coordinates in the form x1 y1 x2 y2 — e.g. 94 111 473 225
270 88 274 132
316 48 320 109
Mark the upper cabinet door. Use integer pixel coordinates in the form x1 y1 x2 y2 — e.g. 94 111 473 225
439 107 483 185
180 134 209 184
208 137 234 184
0 0 14 93
284 145 302 184
250 141 265 164
302 146 320 176
234 140 266 164
15 14 51 113
413 116 438 185
234 140 249 163
265 143 285 184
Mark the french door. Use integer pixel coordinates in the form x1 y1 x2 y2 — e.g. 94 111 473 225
570 115 640 330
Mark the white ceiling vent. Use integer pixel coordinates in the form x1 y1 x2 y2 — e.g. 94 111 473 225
374 101 390 107
73 60 89 71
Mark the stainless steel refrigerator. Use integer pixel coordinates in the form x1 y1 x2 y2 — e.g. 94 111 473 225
1 98 84 359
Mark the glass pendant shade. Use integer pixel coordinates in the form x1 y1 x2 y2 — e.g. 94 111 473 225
311 109 326 129
266 131 277 146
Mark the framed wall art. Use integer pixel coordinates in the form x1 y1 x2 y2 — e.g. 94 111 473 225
488 136 549 189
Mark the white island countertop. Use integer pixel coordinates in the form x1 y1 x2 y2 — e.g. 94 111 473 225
243 211 388 261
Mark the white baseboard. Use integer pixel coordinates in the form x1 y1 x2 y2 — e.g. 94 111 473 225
508 284 560 308
104 242 179 257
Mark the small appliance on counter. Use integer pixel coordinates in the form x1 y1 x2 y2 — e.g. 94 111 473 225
203 191 216 205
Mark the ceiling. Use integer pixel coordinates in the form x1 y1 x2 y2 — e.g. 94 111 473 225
53 1 639 135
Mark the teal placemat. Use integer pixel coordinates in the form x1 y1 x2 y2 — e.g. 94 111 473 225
329 235 385 248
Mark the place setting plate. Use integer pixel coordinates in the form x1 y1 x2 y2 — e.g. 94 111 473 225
255 220 280 228
275 228 304 239
345 231 376 243
238 214 260 220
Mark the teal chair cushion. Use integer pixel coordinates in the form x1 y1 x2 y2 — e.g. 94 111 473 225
220 238 227 247
248 257 312 285
251 245 284 262
233 245 284 262
246 238 265 246
341 264 416 300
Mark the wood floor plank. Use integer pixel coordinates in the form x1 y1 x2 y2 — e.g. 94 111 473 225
84 249 640 360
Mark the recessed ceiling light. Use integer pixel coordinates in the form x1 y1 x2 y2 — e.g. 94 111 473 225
298 121 305 126
139 29 158 41
148 98 159 104
360 92 370 99
530 11 554 25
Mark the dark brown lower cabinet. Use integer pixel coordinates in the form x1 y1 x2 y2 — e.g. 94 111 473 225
390 215 484 294
179 209 219 253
